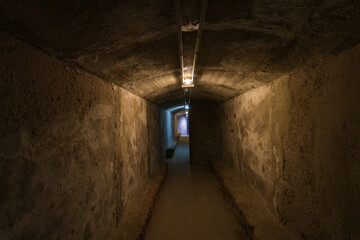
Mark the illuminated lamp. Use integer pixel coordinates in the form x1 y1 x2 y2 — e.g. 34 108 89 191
182 77 194 88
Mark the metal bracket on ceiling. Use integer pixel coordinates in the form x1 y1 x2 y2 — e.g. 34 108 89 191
175 0 208 111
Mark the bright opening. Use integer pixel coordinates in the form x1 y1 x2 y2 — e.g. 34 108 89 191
177 114 189 137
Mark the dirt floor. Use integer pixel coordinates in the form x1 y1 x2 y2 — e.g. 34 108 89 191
146 138 248 240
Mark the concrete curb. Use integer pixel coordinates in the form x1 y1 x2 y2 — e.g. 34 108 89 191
109 164 168 240
211 163 298 240
139 164 168 240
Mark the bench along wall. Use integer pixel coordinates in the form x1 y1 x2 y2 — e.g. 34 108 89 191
0 31 165 240
217 44 360 239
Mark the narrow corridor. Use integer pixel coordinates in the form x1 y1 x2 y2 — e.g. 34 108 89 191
147 138 247 240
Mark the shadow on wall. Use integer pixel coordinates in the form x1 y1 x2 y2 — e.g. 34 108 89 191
163 107 182 159
188 100 220 166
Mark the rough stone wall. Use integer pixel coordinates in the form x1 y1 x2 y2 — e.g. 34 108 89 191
219 75 291 213
159 110 168 157
0 31 165 240
146 103 165 176
218 44 360 239
189 100 220 166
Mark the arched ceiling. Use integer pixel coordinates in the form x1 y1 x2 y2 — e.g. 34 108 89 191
1 0 359 106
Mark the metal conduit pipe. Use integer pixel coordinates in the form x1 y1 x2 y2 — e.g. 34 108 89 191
191 0 208 79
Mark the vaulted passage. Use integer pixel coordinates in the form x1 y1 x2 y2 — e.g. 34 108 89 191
1 0 360 240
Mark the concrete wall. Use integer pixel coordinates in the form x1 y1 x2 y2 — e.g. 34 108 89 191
163 110 175 148
177 115 188 136
218 44 360 239
189 100 220 166
0 31 165 240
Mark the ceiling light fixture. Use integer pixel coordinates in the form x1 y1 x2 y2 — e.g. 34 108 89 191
182 77 194 87
175 0 208 118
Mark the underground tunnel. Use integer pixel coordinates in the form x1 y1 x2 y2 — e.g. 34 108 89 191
0 0 360 239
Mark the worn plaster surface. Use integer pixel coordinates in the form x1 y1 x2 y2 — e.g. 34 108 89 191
217 44 360 239
0 31 166 240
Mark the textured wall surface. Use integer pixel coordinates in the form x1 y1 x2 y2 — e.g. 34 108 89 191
0 31 165 240
189 101 220 166
1 0 359 104
162 110 176 148
218 44 360 239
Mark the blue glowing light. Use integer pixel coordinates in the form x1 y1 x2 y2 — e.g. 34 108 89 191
166 105 184 112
